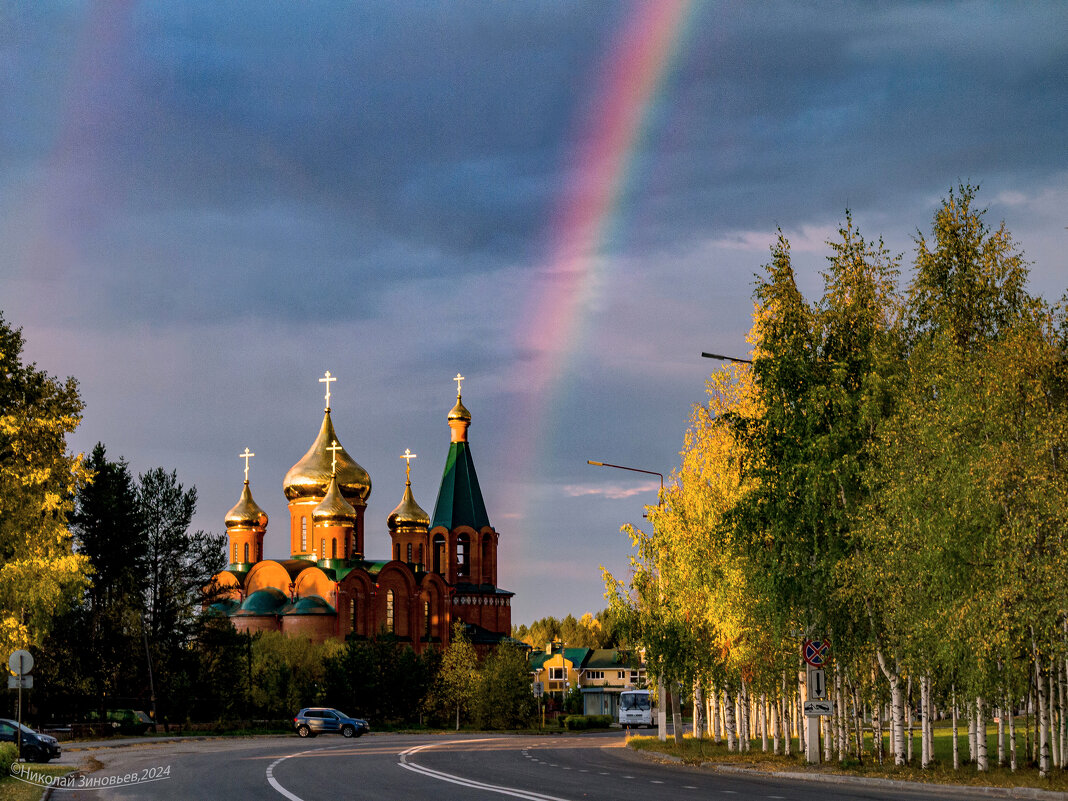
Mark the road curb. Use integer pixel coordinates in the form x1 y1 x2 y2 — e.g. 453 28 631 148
63 734 291 752
624 746 1068 800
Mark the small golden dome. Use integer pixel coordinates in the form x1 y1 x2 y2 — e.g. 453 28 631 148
313 474 357 525
448 397 472 422
388 479 430 531
225 482 268 529
283 411 371 503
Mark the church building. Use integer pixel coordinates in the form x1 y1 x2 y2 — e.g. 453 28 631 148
209 373 514 650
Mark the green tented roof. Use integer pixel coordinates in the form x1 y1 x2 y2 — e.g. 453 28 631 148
432 441 490 530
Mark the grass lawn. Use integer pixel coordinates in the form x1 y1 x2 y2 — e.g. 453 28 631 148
629 721 1068 792
1 763 77 801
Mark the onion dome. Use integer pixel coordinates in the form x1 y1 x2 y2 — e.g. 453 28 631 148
225 482 268 529
313 474 357 525
283 410 371 503
388 479 430 531
448 396 471 423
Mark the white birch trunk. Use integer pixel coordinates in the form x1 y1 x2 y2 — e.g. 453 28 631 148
1035 649 1050 778
712 683 721 743
772 694 781 754
693 680 705 739
724 687 737 752
781 672 791 757
671 682 684 746
873 697 883 764
740 679 750 752
997 700 1005 767
951 686 959 771
925 675 934 763
761 693 768 752
875 649 905 766
1049 660 1059 769
1009 694 1017 772
976 696 989 772
920 673 930 768
1059 654 1066 770
852 686 864 763
968 703 976 763
905 675 913 765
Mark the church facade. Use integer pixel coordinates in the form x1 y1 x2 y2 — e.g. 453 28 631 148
209 374 513 650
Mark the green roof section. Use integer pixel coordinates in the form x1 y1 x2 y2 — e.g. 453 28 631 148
236 587 290 615
432 441 490 530
582 648 642 670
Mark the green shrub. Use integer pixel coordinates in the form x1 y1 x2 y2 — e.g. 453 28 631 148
563 714 612 731
0 742 16 775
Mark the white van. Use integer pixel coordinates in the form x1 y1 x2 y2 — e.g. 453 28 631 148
618 689 652 728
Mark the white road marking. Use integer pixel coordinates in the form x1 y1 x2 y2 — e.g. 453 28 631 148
266 749 317 801
683 786 698 790
399 740 577 801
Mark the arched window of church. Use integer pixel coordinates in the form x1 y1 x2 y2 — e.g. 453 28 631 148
424 600 430 639
433 534 445 573
417 544 423 565
243 543 249 563
350 597 357 632
386 589 395 633
257 542 262 561
301 518 307 552
456 534 470 577
320 538 325 559
407 543 412 563
332 538 337 558
232 543 238 563
481 536 492 582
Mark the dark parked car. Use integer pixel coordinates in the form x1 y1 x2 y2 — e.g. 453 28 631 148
292 708 369 738
0 719 61 763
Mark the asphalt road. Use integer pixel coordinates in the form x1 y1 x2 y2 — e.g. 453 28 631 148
23 731 1057 801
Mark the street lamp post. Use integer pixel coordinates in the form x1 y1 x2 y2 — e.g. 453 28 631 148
587 459 669 742
701 351 752 365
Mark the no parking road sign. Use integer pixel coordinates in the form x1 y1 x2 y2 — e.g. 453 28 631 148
803 639 831 667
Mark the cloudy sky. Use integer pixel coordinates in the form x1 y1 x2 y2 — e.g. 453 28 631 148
3 1 1066 624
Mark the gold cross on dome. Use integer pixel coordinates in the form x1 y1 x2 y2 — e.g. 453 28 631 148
239 448 255 482
453 372 465 396
326 439 343 476
400 448 417 482
319 371 336 409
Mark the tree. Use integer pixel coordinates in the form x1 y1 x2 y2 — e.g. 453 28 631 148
138 468 225 655
475 644 536 729
429 622 478 730
0 312 90 655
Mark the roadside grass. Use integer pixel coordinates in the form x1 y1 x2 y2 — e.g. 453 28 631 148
0 763 76 801
628 722 1068 792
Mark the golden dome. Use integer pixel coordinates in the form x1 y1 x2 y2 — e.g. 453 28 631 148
388 479 430 531
313 474 357 525
448 397 471 422
283 410 371 502
225 481 268 529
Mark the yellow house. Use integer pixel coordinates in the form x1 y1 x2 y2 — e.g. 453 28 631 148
529 644 589 698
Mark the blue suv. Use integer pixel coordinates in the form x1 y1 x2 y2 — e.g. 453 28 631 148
0 719 62 763
293 708 369 738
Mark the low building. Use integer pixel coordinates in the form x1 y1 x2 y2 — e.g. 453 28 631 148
528 644 647 716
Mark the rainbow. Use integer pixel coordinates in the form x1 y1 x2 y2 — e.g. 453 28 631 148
506 1 697 523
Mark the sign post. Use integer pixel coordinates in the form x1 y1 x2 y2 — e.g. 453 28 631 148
801 640 830 765
9 650 33 763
